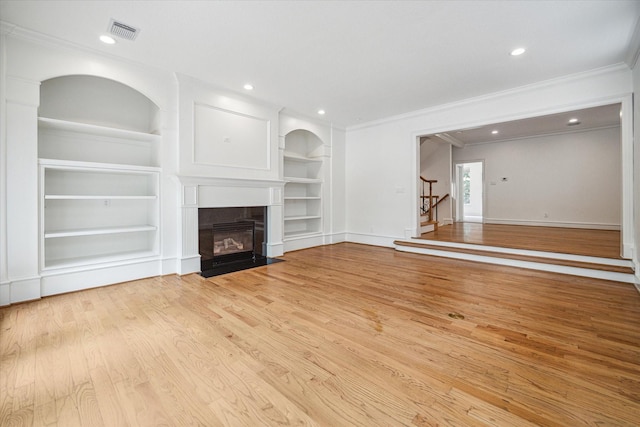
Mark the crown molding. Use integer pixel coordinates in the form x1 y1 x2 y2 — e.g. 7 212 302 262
0 19 168 77
0 21 17 36
347 63 631 132
625 16 640 69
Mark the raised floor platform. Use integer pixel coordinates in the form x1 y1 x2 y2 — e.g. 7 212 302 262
395 223 637 284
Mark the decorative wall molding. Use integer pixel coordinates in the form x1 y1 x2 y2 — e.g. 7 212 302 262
192 102 270 170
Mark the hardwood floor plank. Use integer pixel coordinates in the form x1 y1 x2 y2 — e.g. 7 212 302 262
88 366 129 427
71 381 104 427
420 222 623 258
2 243 640 426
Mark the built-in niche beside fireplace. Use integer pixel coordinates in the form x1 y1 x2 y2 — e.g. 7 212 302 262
198 206 280 277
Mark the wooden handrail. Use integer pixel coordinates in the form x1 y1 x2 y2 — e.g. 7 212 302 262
419 174 450 225
432 193 449 210
420 176 437 183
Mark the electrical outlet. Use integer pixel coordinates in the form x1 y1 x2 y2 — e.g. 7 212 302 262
104 199 110 207
544 212 548 218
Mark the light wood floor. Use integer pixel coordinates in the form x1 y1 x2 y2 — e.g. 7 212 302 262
420 223 623 259
2 243 640 426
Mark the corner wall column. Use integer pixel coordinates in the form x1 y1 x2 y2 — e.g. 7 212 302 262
4 76 41 304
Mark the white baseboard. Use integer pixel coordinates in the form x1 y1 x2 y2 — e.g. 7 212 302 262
484 218 620 230
283 234 325 252
267 241 284 257
178 255 201 275
325 232 347 245
0 281 11 306
161 257 178 275
345 232 398 248
3 276 42 305
41 260 162 297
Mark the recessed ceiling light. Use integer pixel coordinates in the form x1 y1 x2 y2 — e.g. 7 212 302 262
568 118 579 123
99 35 116 44
510 47 526 56
243 83 254 91
318 109 326 115
491 130 499 134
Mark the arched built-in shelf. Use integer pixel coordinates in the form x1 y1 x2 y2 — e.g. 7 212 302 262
283 129 325 239
38 75 161 272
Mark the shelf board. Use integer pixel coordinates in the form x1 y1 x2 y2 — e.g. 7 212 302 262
45 225 157 239
283 152 323 163
43 250 158 271
284 215 321 221
39 158 161 173
45 195 157 200
284 177 323 184
39 117 160 142
284 197 321 200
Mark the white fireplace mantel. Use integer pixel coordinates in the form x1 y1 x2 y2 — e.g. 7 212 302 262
176 175 285 274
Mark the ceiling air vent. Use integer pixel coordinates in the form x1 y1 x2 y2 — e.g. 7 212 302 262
108 19 140 41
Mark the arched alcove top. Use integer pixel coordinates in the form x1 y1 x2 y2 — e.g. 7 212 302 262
39 75 161 134
284 129 324 158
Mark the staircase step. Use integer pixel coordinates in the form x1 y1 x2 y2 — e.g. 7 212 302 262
393 239 636 283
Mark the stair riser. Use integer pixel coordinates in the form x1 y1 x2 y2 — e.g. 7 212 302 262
395 244 636 284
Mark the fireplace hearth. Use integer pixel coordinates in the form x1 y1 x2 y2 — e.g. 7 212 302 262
198 207 282 277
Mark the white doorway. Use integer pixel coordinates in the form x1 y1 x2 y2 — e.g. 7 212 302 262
455 161 484 222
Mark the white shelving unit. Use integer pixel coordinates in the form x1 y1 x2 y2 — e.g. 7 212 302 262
38 75 161 273
39 158 160 271
283 131 324 239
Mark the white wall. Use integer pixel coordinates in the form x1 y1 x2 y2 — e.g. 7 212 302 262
346 122 415 246
452 127 621 228
346 64 633 248
632 61 640 284
330 126 347 243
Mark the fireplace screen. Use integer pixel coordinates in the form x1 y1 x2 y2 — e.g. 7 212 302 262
199 221 255 270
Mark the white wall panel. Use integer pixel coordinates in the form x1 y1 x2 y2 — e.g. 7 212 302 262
177 74 280 180
193 103 269 170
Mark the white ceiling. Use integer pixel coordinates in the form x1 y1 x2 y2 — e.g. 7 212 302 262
1 1 639 128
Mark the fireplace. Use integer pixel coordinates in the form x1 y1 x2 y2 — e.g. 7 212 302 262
208 221 255 266
198 206 280 277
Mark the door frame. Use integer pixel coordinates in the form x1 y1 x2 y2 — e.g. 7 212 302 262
453 159 485 223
